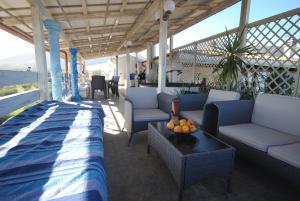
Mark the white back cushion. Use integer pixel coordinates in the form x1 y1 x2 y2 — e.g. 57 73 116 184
126 87 158 109
252 94 300 137
206 89 240 104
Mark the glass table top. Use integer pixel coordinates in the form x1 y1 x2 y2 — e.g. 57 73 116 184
150 122 230 155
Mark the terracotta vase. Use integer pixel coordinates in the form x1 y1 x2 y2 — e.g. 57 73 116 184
172 98 180 117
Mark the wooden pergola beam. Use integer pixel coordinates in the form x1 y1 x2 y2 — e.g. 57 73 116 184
83 44 142 58
78 45 120 52
81 0 90 33
0 21 33 43
2 10 141 25
79 40 144 49
65 27 128 38
103 0 110 26
56 0 77 41
3 0 240 59
26 0 83 59
120 0 128 12
139 0 239 51
62 36 125 49
2 1 148 11
27 23 133 35
69 35 125 43
134 1 208 44
112 0 128 31
117 0 160 51
64 38 122 49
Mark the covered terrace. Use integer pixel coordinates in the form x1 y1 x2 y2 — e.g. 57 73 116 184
0 0 299 201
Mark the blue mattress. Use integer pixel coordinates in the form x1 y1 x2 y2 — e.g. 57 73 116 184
0 101 107 201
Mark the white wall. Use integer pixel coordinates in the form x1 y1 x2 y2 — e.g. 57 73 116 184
85 55 143 85
146 60 158 82
86 60 115 80
117 55 138 85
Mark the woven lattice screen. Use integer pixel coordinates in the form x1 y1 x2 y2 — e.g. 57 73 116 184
172 9 300 96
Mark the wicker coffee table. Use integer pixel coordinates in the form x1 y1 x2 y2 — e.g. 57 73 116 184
148 122 235 201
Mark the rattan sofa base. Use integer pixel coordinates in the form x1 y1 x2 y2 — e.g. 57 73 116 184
218 133 300 188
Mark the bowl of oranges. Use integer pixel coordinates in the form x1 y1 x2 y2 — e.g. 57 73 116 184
166 118 198 135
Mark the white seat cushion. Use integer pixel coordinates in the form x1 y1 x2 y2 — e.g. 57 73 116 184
219 123 300 152
268 143 300 168
134 109 169 122
252 94 300 137
206 89 240 104
180 110 204 125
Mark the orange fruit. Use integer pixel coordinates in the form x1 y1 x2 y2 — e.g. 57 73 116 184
173 120 180 126
179 119 187 126
167 121 175 129
187 118 194 123
182 125 190 133
187 119 194 126
174 125 182 133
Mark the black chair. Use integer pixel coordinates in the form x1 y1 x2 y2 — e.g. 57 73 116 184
91 75 107 99
108 76 120 97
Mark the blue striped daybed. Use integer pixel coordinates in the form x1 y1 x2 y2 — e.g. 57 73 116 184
0 101 107 201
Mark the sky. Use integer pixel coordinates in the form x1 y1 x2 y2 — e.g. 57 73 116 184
0 0 299 66
0 30 35 60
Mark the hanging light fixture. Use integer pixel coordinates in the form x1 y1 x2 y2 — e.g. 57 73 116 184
154 0 175 21
126 40 132 47
164 0 175 14
154 10 160 21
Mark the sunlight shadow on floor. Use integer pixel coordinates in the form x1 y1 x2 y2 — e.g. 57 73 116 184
102 99 125 135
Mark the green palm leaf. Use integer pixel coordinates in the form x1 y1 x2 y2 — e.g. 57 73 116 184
212 26 256 90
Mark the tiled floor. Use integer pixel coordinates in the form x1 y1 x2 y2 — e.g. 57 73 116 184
101 96 299 201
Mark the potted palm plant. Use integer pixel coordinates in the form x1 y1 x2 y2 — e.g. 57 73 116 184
213 28 255 90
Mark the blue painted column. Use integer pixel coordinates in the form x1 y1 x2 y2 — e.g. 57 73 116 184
44 19 63 101
69 48 80 101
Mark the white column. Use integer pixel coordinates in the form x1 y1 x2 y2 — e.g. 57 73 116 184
169 35 173 52
169 35 173 83
146 42 153 75
78 57 82 73
238 0 251 82
32 6 49 101
296 60 300 96
158 3 168 93
135 52 139 74
152 45 156 59
125 50 131 88
239 0 251 47
192 44 197 82
115 55 119 76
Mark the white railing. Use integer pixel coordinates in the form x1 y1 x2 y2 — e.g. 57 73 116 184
0 69 74 118
0 70 40 118
172 8 300 96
